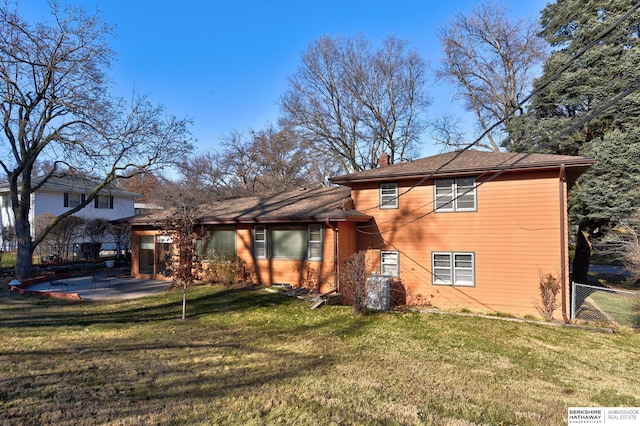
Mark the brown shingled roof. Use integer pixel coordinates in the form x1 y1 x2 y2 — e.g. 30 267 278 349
330 150 595 184
125 186 371 226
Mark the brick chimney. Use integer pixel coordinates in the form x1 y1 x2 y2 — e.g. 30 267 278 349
379 152 390 167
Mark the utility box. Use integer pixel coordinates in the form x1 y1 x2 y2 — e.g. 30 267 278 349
366 275 393 310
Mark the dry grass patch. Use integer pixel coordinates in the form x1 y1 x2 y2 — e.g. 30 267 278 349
1 284 639 425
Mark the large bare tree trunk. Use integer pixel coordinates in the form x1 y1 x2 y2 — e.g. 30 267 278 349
571 228 591 285
14 199 34 279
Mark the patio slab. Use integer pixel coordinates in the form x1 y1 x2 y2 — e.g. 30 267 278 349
14 275 171 300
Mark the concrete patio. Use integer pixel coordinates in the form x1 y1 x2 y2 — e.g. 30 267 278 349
11 274 171 300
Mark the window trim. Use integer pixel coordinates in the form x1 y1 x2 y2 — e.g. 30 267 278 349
379 182 399 209
434 178 477 212
64 192 85 208
308 224 323 261
253 224 324 261
432 252 475 287
254 225 267 259
94 195 114 209
380 250 399 277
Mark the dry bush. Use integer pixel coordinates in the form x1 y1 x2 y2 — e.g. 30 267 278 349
339 251 368 314
201 253 245 285
534 271 560 320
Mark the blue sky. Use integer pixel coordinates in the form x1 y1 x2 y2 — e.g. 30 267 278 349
19 0 549 158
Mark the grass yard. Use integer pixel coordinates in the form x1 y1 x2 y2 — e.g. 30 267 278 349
0 251 16 268
589 291 640 328
1 284 639 425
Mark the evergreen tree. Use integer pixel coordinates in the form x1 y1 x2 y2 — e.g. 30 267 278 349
506 0 640 283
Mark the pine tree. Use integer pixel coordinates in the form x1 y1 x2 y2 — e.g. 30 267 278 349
506 0 640 283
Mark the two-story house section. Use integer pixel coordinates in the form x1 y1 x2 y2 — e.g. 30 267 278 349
0 174 140 250
330 150 594 318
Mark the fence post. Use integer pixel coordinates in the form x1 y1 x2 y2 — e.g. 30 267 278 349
570 281 575 320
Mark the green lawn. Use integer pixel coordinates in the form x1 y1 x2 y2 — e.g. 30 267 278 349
0 251 16 268
590 290 640 328
1 283 639 425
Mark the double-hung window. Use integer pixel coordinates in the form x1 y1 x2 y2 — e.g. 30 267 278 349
434 178 476 211
379 182 398 209
432 252 475 286
308 224 323 260
64 192 85 208
254 224 323 260
380 250 399 276
254 225 267 259
94 195 114 209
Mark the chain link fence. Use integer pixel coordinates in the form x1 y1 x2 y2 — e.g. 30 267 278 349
571 282 640 328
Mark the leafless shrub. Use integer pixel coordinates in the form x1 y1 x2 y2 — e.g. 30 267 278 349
34 214 85 260
201 253 245 286
534 271 560 320
339 251 368 314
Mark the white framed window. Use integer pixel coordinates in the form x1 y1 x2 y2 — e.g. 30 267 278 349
434 178 476 212
379 182 398 209
254 224 324 260
381 250 399 277
308 224 323 260
94 195 113 209
254 225 267 259
432 252 475 287
64 192 85 208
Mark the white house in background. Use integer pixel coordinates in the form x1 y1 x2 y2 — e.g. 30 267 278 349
0 174 140 251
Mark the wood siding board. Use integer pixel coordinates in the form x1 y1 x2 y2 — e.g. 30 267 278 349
352 171 565 317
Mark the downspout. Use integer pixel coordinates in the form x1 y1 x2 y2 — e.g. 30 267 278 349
559 164 569 324
326 219 339 293
335 224 339 292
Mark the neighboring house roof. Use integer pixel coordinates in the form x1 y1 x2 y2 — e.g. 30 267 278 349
0 174 141 198
124 186 372 226
331 150 595 184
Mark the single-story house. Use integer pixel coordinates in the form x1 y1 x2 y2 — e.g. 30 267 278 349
125 150 594 318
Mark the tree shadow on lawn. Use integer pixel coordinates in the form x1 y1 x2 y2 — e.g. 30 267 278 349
1 323 340 425
0 284 295 329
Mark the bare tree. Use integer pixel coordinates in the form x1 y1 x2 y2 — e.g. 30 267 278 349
281 34 429 172
163 191 203 320
0 3 192 279
174 125 323 201
34 214 84 261
83 218 110 261
107 222 130 261
117 172 163 205
436 1 546 151
597 223 640 284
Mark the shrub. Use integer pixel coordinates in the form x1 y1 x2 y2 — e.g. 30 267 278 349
339 251 367 314
534 271 561 320
201 253 245 285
